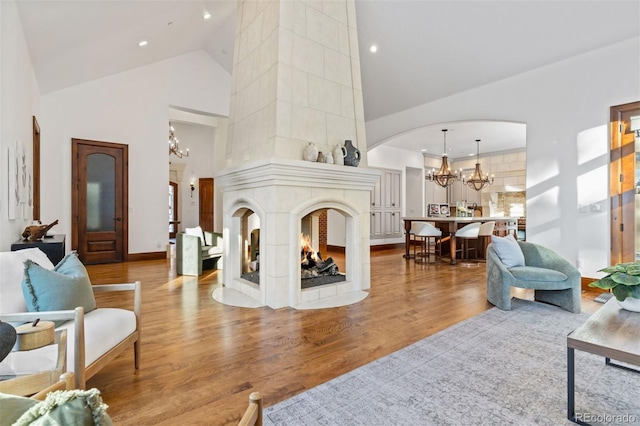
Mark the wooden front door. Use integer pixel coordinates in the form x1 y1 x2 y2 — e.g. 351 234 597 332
610 101 640 264
72 139 128 264
199 178 214 232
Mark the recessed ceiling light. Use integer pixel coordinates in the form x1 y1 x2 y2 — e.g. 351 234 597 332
421 149 427 153
203 11 211 19
369 44 378 53
138 40 148 47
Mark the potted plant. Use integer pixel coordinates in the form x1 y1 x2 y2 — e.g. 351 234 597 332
589 262 640 312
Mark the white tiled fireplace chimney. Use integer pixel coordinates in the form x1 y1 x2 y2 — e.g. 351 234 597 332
216 0 379 309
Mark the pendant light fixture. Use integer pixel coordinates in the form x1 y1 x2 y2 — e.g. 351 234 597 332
464 139 493 191
169 122 189 158
426 129 461 188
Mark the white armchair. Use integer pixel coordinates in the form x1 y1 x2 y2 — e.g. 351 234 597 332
0 248 141 390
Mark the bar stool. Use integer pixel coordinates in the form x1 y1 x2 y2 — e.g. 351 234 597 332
454 222 481 260
413 222 442 264
477 221 496 259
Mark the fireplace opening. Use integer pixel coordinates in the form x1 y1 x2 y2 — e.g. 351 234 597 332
239 208 347 289
299 209 346 289
240 210 260 284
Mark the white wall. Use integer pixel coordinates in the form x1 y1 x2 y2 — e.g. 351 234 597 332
365 37 640 277
0 1 40 250
38 51 231 254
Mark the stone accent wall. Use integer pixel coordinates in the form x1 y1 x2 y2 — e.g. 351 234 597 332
226 0 367 167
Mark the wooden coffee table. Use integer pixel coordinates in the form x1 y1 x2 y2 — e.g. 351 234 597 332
567 298 640 425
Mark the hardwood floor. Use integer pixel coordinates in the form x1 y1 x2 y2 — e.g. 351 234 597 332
85 248 601 425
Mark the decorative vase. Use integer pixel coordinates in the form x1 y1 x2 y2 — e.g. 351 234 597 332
617 297 640 312
325 152 334 164
317 152 326 163
303 142 319 162
343 139 361 167
333 144 346 166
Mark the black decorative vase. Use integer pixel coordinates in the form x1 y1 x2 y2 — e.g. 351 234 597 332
343 140 361 167
0 321 17 362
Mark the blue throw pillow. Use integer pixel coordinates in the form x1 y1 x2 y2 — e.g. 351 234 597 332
21 252 96 323
490 234 525 268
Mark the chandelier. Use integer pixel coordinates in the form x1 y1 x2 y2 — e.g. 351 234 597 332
426 129 461 188
464 139 494 191
169 123 189 158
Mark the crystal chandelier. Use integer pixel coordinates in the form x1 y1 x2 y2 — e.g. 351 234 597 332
464 139 494 191
169 123 189 158
426 129 461 188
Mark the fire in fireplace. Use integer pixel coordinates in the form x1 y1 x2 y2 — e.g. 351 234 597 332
300 234 345 288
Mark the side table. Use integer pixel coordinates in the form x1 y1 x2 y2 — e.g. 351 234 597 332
567 298 640 425
11 234 66 264
0 330 67 397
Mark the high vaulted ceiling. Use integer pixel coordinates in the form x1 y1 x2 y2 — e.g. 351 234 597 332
13 0 640 155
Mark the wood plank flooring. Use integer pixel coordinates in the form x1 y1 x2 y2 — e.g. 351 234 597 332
85 248 601 425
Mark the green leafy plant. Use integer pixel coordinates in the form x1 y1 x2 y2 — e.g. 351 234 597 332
589 262 640 301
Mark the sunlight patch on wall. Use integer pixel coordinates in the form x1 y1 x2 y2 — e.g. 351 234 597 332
577 125 607 166
528 186 560 225
577 166 607 211
527 152 559 188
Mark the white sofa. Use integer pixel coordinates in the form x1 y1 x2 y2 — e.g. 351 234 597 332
0 248 141 389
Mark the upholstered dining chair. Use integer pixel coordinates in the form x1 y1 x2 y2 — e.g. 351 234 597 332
454 222 481 260
413 222 442 264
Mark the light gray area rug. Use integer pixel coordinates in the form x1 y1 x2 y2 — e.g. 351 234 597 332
264 299 639 425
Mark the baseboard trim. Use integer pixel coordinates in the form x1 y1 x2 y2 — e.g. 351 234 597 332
128 251 166 261
581 276 600 291
326 245 346 254
369 243 405 251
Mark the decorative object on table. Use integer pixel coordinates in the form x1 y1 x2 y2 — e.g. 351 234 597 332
426 129 461 188
343 140 360 167
0 320 17 362
14 319 55 351
439 203 450 217
324 151 334 164
21 220 58 241
428 203 440 217
303 142 319 162
333 144 346 165
317 151 326 163
589 262 640 312
463 139 494 191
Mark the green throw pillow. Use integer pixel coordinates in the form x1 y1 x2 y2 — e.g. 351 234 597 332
10 388 112 426
0 392 37 426
22 252 96 324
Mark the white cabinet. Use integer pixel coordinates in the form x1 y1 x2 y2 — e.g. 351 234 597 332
371 169 402 239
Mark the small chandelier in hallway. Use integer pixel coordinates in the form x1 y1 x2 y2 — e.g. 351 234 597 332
426 129 461 188
169 123 189 158
464 139 493 191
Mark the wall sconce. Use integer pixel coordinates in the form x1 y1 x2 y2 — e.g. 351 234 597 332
190 182 195 197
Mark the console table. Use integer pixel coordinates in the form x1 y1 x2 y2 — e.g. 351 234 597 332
11 234 66 264
567 298 640 424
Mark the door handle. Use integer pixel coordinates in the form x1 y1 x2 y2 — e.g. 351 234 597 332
113 217 122 221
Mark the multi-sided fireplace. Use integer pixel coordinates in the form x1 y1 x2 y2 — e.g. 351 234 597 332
213 0 376 308
215 159 379 309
